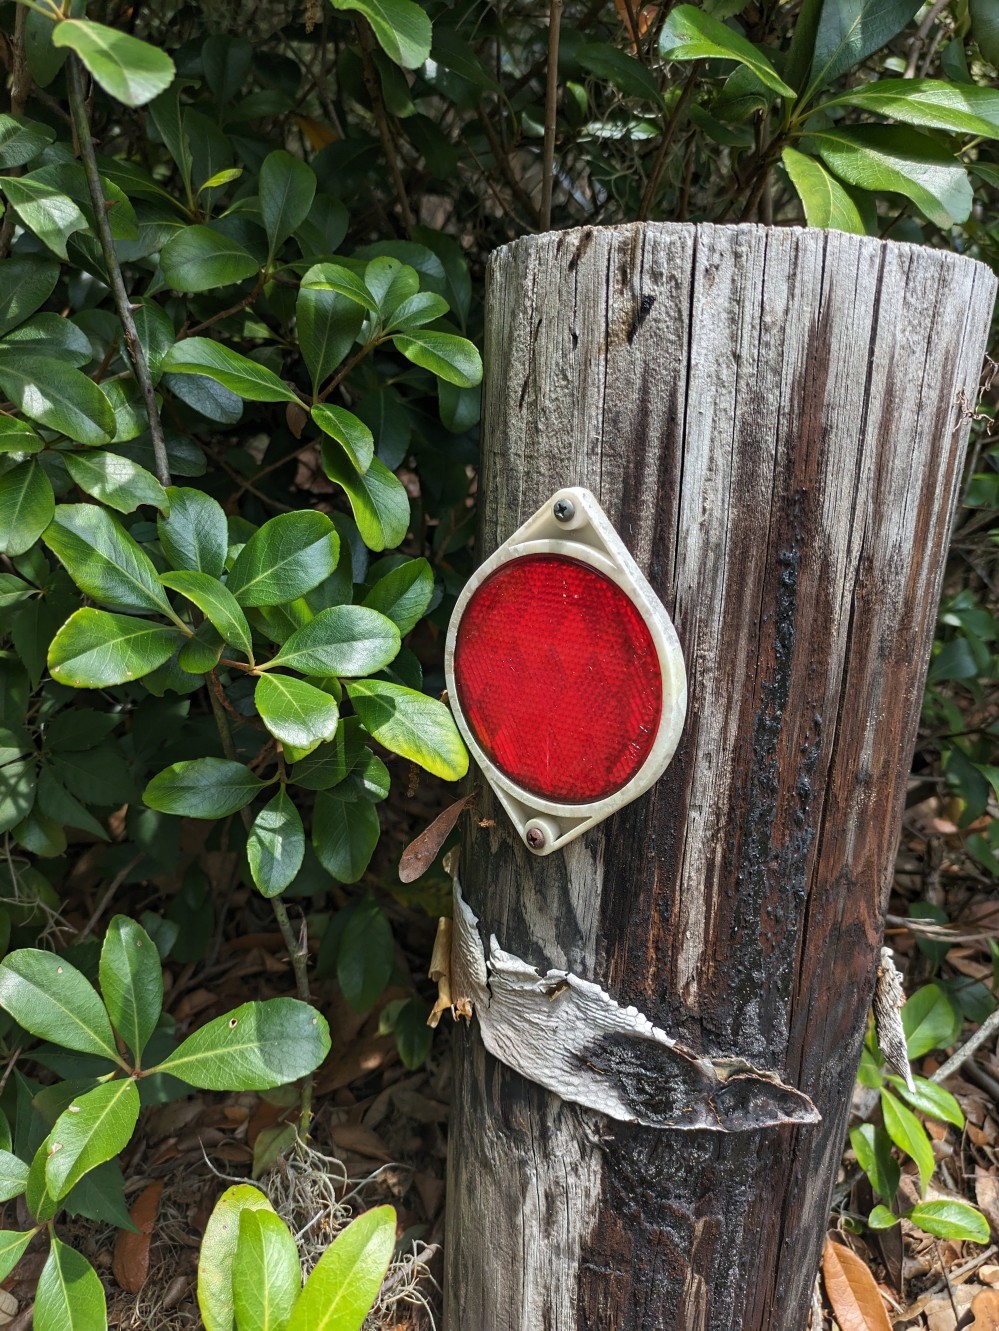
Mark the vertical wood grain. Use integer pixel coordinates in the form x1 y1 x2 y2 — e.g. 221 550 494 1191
445 223 996 1331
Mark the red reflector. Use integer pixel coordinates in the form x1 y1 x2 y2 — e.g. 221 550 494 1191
452 554 663 804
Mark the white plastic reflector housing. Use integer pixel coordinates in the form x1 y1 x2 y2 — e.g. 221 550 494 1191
445 487 687 854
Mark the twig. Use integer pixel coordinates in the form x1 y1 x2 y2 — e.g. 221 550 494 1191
638 69 698 221
540 0 563 231
183 276 265 337
66 57 171 487
77 852 145 941
356 19 414 236
904 0 951 77
930 1001 999 1084
479 107 541 228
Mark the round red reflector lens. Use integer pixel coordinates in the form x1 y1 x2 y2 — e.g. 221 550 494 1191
452 554 663 804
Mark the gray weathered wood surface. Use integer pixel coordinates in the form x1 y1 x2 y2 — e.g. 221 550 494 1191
445 222 996 1331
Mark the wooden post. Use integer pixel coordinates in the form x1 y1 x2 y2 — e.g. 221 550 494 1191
444 224 996 1331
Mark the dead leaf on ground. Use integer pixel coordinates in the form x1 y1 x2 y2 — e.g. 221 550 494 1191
822 1236 892 1331
977 1171 999 1236
971 1289 999 1328
113 1179 164 1294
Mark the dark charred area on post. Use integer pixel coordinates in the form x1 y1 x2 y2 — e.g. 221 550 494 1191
446 224 997 1331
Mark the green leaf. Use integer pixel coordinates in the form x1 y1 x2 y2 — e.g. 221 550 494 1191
157 487 228 577
63 451 169 515
45 1079 140 1201
907 1200 990 1243
255 674 339 751
161 338 298 404
881 1088 934 1194
868 1204 899 1229
43 504 172 615
0 759 36 836
179 620 223 674
0 950 120 1061
0 115 55 169
160 571 254 659
321 447 410 553
48 610 180 688
346 679 468 780
902 983 958 1058
268 606 401 677
1 176 89 259
160 226 259 294
153 998 330 1090
361 559 434 636
144 758 267 818
2 313 92 368
0 354 115 445
247 789 305 898
971 0 999 64
199 1185 277 1331
299 263 377 310
824 78 999 140
338 898 394 1011
781 147 866 233
312 792 380 883
809 0 922 92
287 1205 395 1331
387 291 450 331
233 1209 302 1331
886 1074 964 1128
576 43 664 104
0 1229 35 1283
850 1122 900 1202
312 405 375 473
0 461 54 558
99 916 163 1062
659 5 794 97
0 1151 30 1203
329 0 432 69
296 273 367 393
52 20 174 107
226 512 340 607
291 719 364 791
260 150 316 260
810 125 972 228
34 1238 107 1331
0 256 58 338
391 330 482 387
0 417 44 455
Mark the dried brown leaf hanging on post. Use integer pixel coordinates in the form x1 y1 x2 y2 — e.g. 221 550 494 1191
399 792 477 883
822 1237 893 1331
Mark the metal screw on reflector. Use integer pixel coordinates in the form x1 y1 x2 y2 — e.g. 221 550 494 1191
552 498 574 522
525 828 546 850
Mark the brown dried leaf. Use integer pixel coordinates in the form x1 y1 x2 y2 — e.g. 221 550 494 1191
399 794 475 883
112 1180 164 1294
976 1170 999 1236
822 1237 892 1331
971 1290 999 1329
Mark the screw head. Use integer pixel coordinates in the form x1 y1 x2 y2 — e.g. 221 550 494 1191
553 498 575 523
525 827 546 850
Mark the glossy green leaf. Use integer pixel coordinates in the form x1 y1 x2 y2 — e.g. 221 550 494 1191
810 126 972 228
346 679 468 780
868 1204 898 1229
291 719 364 791
0 256 58 337
179 621 223 673
1 176 89 259
0 1152 30 1203
260 150 316 258
338 898 394 1011
881 1088 934 1194
153 998 331 1090
26 1140 57 1222
226 512 340 607
45 1079 140 1201
2 313 92 367
247 789 305 898
391 329 482 387
287 1205 395 1331
43 504 171 615
781 147 866 233
312 791 380 883
387 291 450 331
824 78 999 140
99 915 163 1062
296 273 367 392
0 354 115 445
160 226 259 293
160 571 254 658
0 417 44 455
35 1238 107 1331
48 610 180 687
299 263 377 310
329 0 432 68
850 1122 900 1202
361 559 434 636
144 758 267 818
908 1199 990 1243
255 674 339 750
53 20 175 107
157 487 228 577
161 338 298 404
0 1228 35 1283
809 0 922 92
232 1209 301 1331
0 461 54 558
971 0 999 64
64 451 169 514
902 983 958 1058
0 949 119 1060
268 605 401 677
659 5 794 96
199 1184 277 1331
0 115 55 169
321 447 410 552
886 1074 964 1128
312 404 375 473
